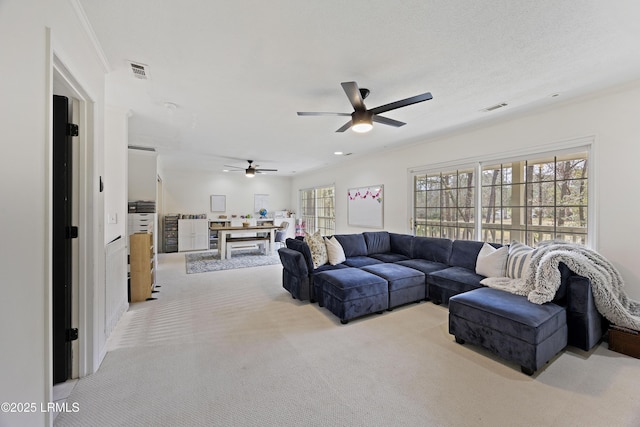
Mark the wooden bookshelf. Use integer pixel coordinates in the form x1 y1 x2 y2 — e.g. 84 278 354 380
129 232 154 302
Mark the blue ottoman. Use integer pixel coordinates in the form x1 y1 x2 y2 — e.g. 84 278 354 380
361 263 426 309
315 268 389 324
449 287 568 375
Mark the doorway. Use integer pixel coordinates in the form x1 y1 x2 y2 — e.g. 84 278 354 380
51 56 92 384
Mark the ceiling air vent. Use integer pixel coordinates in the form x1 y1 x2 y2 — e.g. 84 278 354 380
128 145 156 152
129 61 150 80
482 102 508 112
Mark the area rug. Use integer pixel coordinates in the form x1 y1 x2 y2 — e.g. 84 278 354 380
185 249 281 274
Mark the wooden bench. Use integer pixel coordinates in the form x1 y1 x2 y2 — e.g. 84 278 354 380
225 236 270 259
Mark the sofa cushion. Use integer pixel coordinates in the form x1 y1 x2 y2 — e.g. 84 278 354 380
507 240 535 279
396 259 449 276
343 256 384 268
412 236 452 263
370 252 410 263
361 263 425 293
278 247 309 277
286 238 314 273
475 243 508 277
334 234 368 257
324 236 346 265
363 231 391 255
390 233 414 258
428 266 486 295
304 230 328 268
449 287 567 345
317 268 388 301
311 263 349 274
449 240 487 270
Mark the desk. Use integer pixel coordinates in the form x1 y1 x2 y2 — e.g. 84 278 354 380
211 225 281 260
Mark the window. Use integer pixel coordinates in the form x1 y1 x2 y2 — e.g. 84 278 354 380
299 185 335 236
481 152 588 245
413 147 589 246
414 168 475 240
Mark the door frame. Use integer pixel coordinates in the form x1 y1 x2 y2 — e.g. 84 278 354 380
52 55 96 380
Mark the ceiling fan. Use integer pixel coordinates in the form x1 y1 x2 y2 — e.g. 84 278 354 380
297 81 433 133
224 160 277 178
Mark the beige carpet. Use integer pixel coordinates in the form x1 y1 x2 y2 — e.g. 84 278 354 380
55 253 640 426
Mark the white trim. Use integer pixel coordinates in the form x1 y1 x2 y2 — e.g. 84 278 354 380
409 135 595 174
587 135 599 250
474 163 483 240
44 28 54 427
52 55 97 378
68 0 111 73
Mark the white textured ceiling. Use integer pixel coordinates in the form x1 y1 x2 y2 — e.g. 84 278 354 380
79 0 640 175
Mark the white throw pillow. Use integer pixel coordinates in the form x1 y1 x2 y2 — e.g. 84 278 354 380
475 243 508 277
324 236 346 266
506 240 535 278
304 231 328 268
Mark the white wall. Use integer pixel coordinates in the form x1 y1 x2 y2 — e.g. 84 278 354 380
159 167 292 219
291 81 640 299
128 149 158 202
105 106 129 242
0 1 110 426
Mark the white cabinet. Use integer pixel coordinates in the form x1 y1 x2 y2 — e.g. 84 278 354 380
178 219 209 251
128 213 156 234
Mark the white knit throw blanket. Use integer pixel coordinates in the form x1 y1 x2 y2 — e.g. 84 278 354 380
481 242 640 331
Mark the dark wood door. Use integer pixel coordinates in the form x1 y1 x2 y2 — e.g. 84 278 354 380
52 95 76 384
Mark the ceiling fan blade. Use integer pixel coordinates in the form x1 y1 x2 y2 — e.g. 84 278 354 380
223 164 245 170
341 81 366 111
297 112 351 116
369 92 433 115
336 120 353 133
372 115 406 128
256 168 278 172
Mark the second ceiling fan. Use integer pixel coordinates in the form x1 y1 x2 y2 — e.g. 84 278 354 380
224 160 277 178
297 81 433 133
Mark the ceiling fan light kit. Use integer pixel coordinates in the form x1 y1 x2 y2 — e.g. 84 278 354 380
351 111 373 133
297 81 432 133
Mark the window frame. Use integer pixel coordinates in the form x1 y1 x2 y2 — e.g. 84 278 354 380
298 184 336 236
409 137 595 247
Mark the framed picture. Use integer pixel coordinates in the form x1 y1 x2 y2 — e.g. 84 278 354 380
210 195 226 212
347 185 383 228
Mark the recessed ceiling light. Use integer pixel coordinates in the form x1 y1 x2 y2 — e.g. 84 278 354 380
334 151 343 155
164 102 178 111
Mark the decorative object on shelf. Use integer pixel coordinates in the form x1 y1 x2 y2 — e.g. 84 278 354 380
259 208 267 218
242 221 250 227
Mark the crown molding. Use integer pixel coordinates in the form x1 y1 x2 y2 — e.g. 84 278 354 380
69 0 111 73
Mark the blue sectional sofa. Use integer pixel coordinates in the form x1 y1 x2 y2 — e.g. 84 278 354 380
277 231 608 374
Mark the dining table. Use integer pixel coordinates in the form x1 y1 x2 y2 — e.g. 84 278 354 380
210 224 282 260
